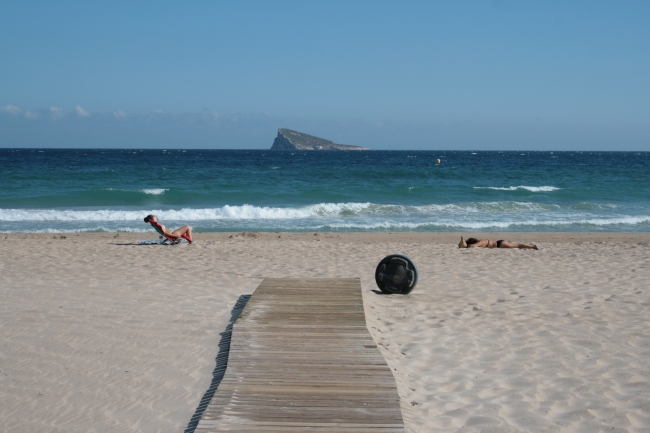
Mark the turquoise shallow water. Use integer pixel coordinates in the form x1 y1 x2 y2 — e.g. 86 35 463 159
1 149 649 233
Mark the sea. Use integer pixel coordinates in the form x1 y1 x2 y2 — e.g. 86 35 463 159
1 149 649 234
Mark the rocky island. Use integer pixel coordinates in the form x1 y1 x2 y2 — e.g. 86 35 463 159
270 128 371 151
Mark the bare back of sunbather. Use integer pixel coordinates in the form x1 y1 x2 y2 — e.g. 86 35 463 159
466 238 538 249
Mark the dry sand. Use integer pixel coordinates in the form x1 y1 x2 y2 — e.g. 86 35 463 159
1 231 649 432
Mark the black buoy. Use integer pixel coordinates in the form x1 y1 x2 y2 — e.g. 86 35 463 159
375 254 418 295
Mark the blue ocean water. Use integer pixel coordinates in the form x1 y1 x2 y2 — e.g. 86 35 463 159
1 149 649 233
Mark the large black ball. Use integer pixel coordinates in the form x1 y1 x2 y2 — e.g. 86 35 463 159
375 254 418 295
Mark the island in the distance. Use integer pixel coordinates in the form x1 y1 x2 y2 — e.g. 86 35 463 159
270 128 371 151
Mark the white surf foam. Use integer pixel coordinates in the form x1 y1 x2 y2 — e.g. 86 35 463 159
0 203 373 222
0 201 562 222
102 188 169 195
2 214 648 233
474 186 560 192
1 203 647 234
141 189 168 195
318 216 650 231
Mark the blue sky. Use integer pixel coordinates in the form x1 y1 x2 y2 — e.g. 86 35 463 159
1 1 649 150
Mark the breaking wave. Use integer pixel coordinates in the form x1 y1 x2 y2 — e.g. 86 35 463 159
0 201 648 233
317 216 650 231
141 188 168 195
474 186 560 192
0 201 565 222
103 188 168 195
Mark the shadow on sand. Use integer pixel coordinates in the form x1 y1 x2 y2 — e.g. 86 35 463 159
183 294 251 433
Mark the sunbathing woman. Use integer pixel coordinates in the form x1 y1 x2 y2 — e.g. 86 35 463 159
144 214 193 244
464 237 538 250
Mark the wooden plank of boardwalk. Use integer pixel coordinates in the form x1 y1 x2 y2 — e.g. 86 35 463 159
195 278 405 433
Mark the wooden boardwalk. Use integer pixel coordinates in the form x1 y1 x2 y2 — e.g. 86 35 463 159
195 278 405 432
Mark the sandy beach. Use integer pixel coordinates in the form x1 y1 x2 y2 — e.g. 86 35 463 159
1 231 649 433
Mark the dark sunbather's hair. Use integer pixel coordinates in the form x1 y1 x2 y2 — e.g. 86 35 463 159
466 238 479 245
144 214 155 223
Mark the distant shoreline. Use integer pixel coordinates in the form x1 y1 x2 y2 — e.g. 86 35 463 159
2 148 650 152
3 231 650 244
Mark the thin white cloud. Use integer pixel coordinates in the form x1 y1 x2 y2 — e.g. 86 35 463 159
24 111 41 119
50 107 65 120
113 110 127 118
75 105 91 117
1 105 22 115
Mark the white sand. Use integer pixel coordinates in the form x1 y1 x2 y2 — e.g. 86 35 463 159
1 232 649 432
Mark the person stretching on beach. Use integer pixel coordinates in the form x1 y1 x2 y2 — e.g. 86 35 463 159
461 237 538 250
144 214 193 244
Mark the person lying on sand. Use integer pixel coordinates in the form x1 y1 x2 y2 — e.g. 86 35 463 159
460 237 538 250
144 214 193 244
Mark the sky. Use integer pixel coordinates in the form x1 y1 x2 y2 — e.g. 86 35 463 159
1 0 649 150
